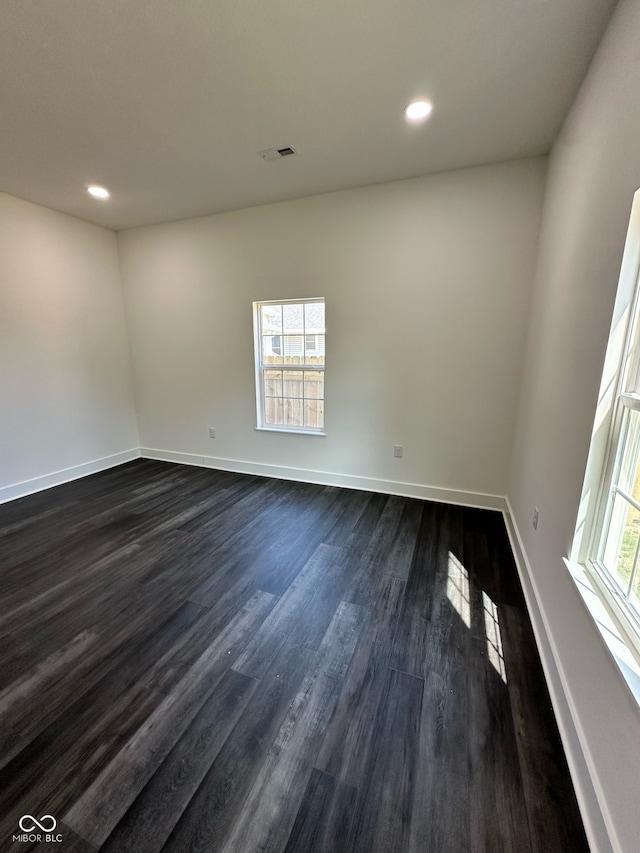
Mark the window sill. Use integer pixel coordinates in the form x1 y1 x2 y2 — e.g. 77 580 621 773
255 427 326 437
565 558 640 704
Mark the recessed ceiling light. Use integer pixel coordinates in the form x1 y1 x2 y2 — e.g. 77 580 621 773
87 185 110 200
404 100 433 123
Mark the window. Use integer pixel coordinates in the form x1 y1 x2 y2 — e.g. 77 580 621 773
598 412 640 617
593 316 640 626
581 194 640 653
253 298 325 433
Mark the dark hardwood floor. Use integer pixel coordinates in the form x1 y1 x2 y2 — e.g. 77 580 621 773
0 459 589 852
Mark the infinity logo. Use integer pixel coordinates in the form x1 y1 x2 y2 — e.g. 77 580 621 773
18 815 57 832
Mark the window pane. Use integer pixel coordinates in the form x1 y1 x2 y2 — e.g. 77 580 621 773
618 409 640 498
304 301 325 334
602 494 640 593
283 335 303 362
264 397 283 425
304 398 324 429
264 369 282 397
284 397 303 427
631 569 640 614
263 336 283 364
305 334 324 365
304 371 324 399
283 370 303 398
283 303 303 334
629 566 640 616
261 304 282 334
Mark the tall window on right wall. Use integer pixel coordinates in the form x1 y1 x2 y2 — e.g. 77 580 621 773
597 346 640 619
580 190 640 649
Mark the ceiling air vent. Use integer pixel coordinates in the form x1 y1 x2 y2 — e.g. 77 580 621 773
258 146 297 161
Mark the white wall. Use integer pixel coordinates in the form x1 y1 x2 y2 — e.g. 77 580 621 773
508 1 640 851
118 158 546 504
0 193 139 499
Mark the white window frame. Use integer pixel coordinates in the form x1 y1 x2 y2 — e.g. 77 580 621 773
587 321 640 659
579 192 640 667
253 297 326 435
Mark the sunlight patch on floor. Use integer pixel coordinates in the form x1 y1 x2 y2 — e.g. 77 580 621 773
483 591 507 683
447 552 471 629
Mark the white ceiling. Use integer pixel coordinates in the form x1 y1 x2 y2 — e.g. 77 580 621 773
0 0 616 231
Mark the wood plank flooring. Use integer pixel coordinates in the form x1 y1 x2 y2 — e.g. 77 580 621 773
0 459 589 852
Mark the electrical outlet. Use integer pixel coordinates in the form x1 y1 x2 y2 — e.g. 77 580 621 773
208 427 216 439
532 507 539 530
394 445 403 458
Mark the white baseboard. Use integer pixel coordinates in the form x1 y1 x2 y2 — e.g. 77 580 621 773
503 499 614 853
0 448 141 505
140 447 507 511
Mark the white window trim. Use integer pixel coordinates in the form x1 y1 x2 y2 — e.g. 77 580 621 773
587 271 640 631
255 426 326 436
584 557 640 665
565 558 640 703
253 297 326 435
